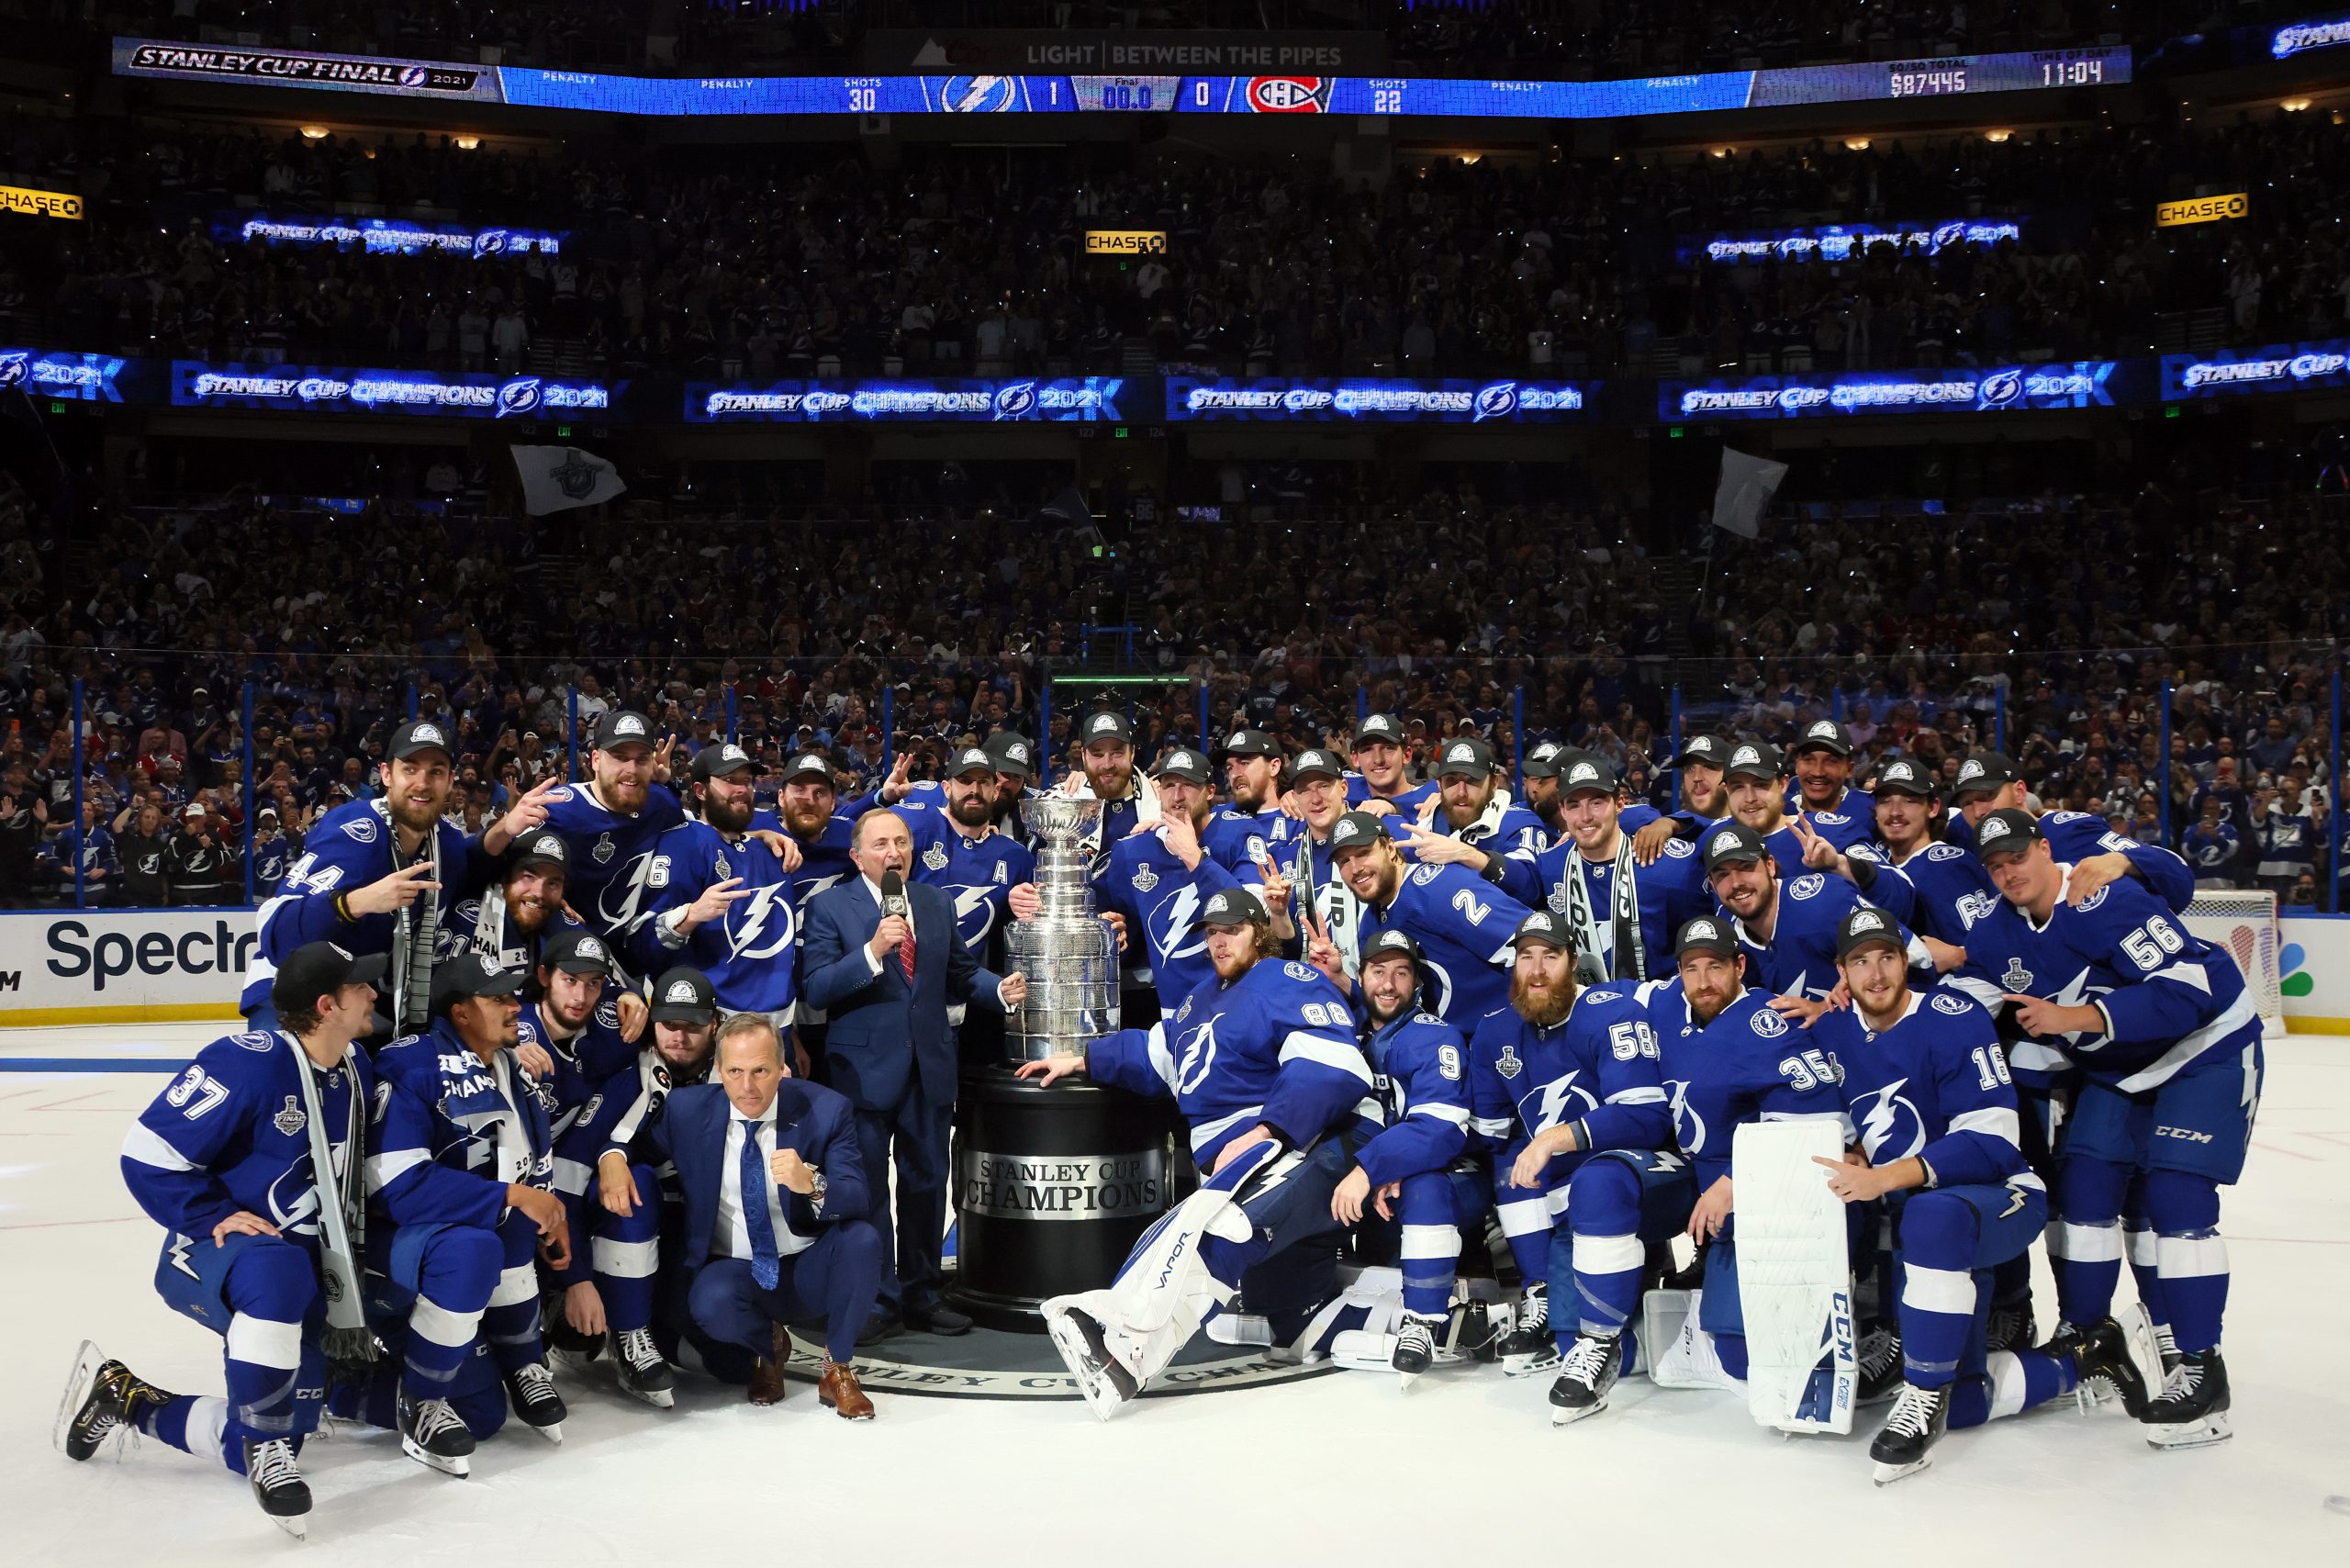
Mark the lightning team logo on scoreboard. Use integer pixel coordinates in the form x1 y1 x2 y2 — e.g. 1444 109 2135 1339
940 74 1019 112
1245 76 1331 112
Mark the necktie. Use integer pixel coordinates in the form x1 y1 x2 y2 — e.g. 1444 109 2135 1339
739 1119 779 1290
897 909 917 985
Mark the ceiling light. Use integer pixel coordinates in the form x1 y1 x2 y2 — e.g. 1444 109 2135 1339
454 134 481 151
1843 137 1871 151
1983 128 2012 143
299 125 329 140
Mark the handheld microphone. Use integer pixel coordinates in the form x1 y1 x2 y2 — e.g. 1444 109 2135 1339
879 868 909 921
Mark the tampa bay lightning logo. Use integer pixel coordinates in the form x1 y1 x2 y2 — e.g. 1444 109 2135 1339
1977 368 2025 409
473 229 509 258
1750 1007 1790 1038
0 352 27 388
496 377 543 418
398 65 427 88
1852 1078 1928 1161
1472 382 1519 421
1667 1079 1706 1153
992 381 1039 420
942 74 1016 112
1931 220 1967 252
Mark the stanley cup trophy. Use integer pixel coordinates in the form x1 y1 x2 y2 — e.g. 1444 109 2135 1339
950 795 1173 1330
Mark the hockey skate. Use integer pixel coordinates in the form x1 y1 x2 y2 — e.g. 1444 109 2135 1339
55 1340 173 1461
398 1389 476 1477
504 1360 567 1442
1549 1332 1623 1425
1392 1316 1438 1388
1869 1382 1949 1484
1856 1326 1903 1406
610 1327 676 1409
1494 1283 1558 1377
1645 1290 1741 1392
1042 1303 1138 1423
2068 1311 2162 1417
242 1438 311 1539
2141 1348 2232 1450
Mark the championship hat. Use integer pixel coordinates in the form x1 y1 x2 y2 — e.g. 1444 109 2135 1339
1722 741 1784 783
430 951 526 1015
1702 822 1772 872
1835 905 1905 960
387 718 455 763
1792 719 1854 758
269 940 389 1014
1200 887 1268 927
1328 810 1390 851
1152 746 1212 784
593 710 656 752
1674 916 1739 960
647 967 717 1025
1290 747 1345 782
1972 807 2043 859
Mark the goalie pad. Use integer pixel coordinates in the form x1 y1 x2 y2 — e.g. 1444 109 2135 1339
1039 1139 1286 1390
1732 1119 1857 1435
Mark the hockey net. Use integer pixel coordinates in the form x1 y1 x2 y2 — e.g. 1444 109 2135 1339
2182 889 2283 1026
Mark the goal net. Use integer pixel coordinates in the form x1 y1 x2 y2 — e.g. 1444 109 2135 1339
2182 890 2283 1025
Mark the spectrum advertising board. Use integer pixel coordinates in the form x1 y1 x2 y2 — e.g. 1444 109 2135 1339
0 908 255 1025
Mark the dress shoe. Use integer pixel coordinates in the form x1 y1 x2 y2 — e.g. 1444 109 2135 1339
856 1313 900 1347
747 1324 792 1406
818 1361 875 1421
901 1302 972 1337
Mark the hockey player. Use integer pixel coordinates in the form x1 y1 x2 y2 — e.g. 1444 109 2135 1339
1953 809 2263 1449
1516 742 1570 844
634 741 801 1035
537 710 688 946
242 719 556 1035
1646 916 1851 1389
1785 719 1875 834
1392 735 1546 874
1277 748 1368 979
1062 709 1152 846
903 745 1035 968
364 952 574 1474
773 750 864 919
1702 821 1937 1016
1205 726 1300 867
1327 929 1475 1383
1333 810 1534 1030
1018 887 1376 1420
1945 750 2196 913
1346 711 1438 816
1700 740 1882 865
1013 745 1239 1021
1867 759 1994 946
1812 905 2156 1483
63 941 386 1537
442 828 578 972
1465 911 1684 1418
1509 750 1710 983
1626 732 1733 863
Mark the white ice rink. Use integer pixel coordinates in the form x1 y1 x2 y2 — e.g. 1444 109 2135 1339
3 1023 2345 1567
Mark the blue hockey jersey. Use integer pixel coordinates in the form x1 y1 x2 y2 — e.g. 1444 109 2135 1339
537 780 688 943
1947 810 2195 913
1785 787 1878 851
1465 982 1673 1187
1945 869 2262 1093
1878 840 1997 946
1203 804 1301 872
1350 1008 1472 1188
366 1018 554 1233
1810 986 2036 1193
1086 957 1374 1166
632 816 800 1016
1091 824 1246 1016
1360 861 1531 1030
1280 830 1369 978
1726 871 1928 1002
903 801 1035 959
244 797 480 1015
1394 795 1548 872
1643 978 1850 1189
121 1029 375 1245
1504 834 1711 982
1345 777 1438 815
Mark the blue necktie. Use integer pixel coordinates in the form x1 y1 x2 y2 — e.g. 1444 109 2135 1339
739 1118 780 1290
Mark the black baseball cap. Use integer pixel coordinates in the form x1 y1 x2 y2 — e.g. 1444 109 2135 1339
1557 751 1617 799
1722 741 1784 782
270 940 388 1013
1511 909 1573 950
1702 822 1772 872
1972 807 2043 860
1436 736 1496 779
1290 747 1345 782
983 731 1036 778
1872 758 1938 801
387 719 456 763
1835 905 1906 960
1153 745 1212 784
1791 719 1854 758
1079 711 1136 748
1674 733 1732 768
1674 915 1739 959
647 966 717 1024
690 741 762 780
431 951 526 1015
1328 810 1390 852
1951 752 2020 802
1221 727 1281 760
946 745 995 779
1200 887 1268 927
594 710 656 752
1353 713 1406 748
1360 928 1425 968
541 927 614 977
778 751 835 788
1519 742 1567 779
509 829 568 872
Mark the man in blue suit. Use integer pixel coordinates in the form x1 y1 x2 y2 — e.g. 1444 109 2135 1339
800 808 1026 1338
599 1014 884 1418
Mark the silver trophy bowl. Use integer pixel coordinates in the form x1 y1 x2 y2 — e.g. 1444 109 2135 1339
1004 795 1121 1062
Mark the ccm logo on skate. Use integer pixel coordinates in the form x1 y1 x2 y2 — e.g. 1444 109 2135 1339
2154 1126 2216 1143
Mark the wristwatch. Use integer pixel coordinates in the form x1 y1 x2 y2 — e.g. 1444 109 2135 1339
807 1169 827 1215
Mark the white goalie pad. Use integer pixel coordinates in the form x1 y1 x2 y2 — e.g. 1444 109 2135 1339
1732 1118 1857 1435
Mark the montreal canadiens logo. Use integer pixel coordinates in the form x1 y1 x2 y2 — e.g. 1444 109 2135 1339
1472 382 1519 421
992 381 1038 420
496 377 543 417
942 75 1016 112
1247 75 1328 112
1977 368 2025 409
0 353 27 388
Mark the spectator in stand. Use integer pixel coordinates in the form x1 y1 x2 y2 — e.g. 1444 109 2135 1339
162 802 236 905
112 800 173 907
0 762 49 903
2182 799 2240 891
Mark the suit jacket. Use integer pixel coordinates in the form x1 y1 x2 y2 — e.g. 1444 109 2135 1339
800 876 1006 1111
634 1079 871 1279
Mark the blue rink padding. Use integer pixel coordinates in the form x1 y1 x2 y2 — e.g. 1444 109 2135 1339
0 1058 188 1071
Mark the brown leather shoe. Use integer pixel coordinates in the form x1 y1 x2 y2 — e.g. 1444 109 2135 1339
747 1324 792 1406
818 1361 874 1421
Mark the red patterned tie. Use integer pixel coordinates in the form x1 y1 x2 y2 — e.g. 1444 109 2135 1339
897 916 917 984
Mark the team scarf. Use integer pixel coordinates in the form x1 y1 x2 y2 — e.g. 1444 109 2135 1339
1559 830 1647 982
285 1034 374 1362
387 823 443 1035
